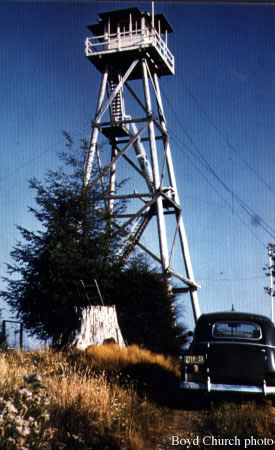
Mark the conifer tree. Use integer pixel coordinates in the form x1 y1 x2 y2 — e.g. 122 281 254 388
2 134 186 353
1 135 124 345
109 256 186 356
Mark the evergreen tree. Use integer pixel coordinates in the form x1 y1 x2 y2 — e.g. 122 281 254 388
107 256 186 356
1 134 186 354
1 135 124 345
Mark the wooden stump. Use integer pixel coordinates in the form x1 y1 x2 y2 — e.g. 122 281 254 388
73 305 125 350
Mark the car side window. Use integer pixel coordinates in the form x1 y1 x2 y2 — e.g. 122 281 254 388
212 321 262 340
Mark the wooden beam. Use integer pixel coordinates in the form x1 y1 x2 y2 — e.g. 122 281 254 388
113 193 161 237
89 122 149 189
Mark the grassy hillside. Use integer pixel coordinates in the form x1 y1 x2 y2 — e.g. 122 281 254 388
0 345 179 449
0 345 274 449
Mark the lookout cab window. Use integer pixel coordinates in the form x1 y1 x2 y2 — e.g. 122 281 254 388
212 321 262 340
119 18 141 36
119 19 129 36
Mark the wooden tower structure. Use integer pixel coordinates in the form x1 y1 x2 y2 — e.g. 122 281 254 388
84 7 201 321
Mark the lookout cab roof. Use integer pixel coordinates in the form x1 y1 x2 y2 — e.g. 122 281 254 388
85 6 175 78
87 7 174 36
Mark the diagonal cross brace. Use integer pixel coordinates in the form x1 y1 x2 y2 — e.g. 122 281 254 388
88 122 150 189
113 192 162 238
120 211 154 263
94 59 139 123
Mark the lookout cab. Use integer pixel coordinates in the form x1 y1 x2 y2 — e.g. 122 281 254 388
85 7 174 79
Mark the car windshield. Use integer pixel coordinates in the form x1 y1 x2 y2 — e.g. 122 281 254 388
212 321 262 340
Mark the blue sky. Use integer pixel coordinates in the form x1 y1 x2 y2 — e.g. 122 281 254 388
1 1 275 344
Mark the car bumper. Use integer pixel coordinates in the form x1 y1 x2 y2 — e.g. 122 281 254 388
180 379 275 395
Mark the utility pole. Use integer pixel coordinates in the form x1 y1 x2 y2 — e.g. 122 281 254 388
268 246 274 323
1 320 23 350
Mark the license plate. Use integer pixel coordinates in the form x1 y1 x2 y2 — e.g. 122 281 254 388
184 355 204 364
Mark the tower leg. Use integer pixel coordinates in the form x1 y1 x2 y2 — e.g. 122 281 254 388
84 67 109 186
108 144 116 215
142 60 170 275
153 73 201 321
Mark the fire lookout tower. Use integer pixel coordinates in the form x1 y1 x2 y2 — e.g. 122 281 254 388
84 7 201 321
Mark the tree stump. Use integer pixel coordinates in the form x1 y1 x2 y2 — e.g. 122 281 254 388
73 305 125 349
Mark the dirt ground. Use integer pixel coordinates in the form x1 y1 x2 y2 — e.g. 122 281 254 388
150 392 275 450
154 408 209 449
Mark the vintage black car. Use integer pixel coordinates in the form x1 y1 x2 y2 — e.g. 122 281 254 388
180 311 275 401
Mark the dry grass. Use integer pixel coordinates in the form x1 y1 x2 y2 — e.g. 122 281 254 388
48 365 164 449
2 346 273 449
79 344 182 407
210 400 275 440
84 343 180 376
0 346 170 449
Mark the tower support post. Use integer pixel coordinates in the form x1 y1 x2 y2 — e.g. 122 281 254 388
141 60 170 274
153 73 201 320
84 67 109 186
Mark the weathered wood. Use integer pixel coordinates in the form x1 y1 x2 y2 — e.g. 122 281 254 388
73 305 125 349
